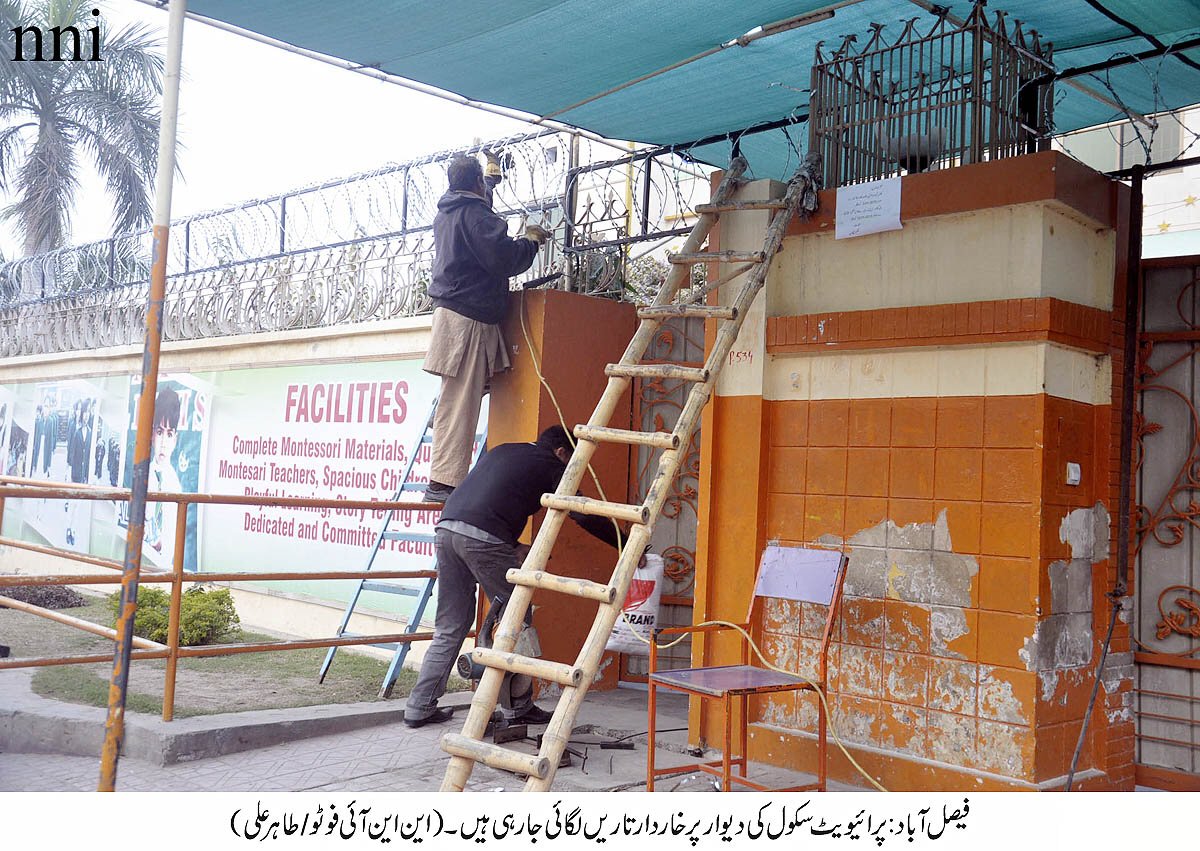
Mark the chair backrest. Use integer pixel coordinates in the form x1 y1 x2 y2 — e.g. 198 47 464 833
751 544 848 673
752 544 845 606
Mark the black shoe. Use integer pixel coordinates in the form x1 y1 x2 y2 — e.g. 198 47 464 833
422 481 455 504
509 704 553 725
404 706 456 728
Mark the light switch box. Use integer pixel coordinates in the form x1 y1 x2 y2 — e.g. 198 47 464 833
1065 462 1081 486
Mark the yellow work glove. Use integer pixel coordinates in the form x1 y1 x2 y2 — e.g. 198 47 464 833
524 224 551 245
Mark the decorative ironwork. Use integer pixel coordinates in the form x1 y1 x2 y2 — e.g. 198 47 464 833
621 316 704 679
1155 585 1200 642
660 545 697 596
1134 271 1200 555
564 147 712 299
1135 260 1200 781
809 0 1054 188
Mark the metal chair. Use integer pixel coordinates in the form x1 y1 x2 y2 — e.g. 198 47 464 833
646 544 848 791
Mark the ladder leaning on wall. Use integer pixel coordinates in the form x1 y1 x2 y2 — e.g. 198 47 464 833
439 153 822 791
317 395 487 698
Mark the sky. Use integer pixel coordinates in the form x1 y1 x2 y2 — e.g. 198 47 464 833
0 0 533 258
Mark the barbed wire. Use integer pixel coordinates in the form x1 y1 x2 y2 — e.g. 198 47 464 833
0 128 715 356
1053 32 1200 171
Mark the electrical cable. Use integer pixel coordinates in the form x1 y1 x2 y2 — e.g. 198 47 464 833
1064 592 1124 791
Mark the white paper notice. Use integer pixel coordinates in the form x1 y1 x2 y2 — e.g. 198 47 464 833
835 177 902 239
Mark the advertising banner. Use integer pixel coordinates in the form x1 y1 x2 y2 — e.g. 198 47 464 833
0 357 462 620
0 376 131 556
196 359 444 612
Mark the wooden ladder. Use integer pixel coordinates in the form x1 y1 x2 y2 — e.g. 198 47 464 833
440 153 822 791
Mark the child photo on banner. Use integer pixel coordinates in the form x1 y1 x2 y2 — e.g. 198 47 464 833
120 375 209 572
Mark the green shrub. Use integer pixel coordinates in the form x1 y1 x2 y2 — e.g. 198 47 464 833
108 585 240 646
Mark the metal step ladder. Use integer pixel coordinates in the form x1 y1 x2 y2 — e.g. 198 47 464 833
317 395 488 698
440 153 822 790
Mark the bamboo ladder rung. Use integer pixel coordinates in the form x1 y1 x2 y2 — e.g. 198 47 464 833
470 647 584 687
636 305 738 321
668 250 764 265
442 734 550 779
506 568 616 603
605 363 709 383
695 200 788 214
574 424 679 450
540 493 649 525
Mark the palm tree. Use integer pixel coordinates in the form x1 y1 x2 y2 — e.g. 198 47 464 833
0 0 165 260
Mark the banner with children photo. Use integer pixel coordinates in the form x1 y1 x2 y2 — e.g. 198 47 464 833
120 375 210 572
0 377 134 555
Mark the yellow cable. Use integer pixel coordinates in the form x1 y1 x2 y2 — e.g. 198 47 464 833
515 284 887 794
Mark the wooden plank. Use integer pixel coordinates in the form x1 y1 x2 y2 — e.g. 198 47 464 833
696 200 788 213
637 305 737 320
1135 764 1200 791
669 250 764 264
442 734 549 778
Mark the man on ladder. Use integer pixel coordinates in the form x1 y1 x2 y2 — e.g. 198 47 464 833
422 153 550 503
404 426 624 728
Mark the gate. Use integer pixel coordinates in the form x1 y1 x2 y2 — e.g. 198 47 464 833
620 315 705 682
1134 255 1200 790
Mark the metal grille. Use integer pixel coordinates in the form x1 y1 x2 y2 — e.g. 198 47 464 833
1134 259 1200 785
809 1 1054 188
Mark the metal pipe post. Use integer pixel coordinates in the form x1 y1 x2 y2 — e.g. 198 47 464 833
98 0 187 792
1116 165 1144 597
562 134 579 291
161 510 187 721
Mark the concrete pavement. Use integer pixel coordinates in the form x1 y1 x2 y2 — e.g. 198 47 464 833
1 668 842 792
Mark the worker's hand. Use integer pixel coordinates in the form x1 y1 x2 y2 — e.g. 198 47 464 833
524 224 551 245
638 546 651 570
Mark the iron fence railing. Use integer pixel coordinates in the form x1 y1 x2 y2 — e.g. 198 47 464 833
0 129 714 357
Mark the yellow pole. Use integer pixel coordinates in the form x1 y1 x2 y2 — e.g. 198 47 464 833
98 0 187 792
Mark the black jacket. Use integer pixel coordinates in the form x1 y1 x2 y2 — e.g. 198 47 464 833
441 441 621 549
429 190 539 325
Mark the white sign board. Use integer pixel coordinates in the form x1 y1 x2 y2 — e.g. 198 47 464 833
835 177 903 239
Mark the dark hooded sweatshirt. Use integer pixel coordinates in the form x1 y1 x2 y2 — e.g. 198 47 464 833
429 190 539 325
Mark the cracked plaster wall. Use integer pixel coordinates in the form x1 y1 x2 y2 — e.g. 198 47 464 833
760 504 1118 781
760 510 1041 776
1031 503 1110 704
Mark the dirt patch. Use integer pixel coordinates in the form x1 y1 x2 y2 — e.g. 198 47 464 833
0 592 466 716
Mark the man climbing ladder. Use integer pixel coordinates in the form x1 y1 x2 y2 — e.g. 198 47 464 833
437 154 823 791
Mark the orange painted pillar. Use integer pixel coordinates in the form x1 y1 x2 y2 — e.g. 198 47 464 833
693 153 1136 790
